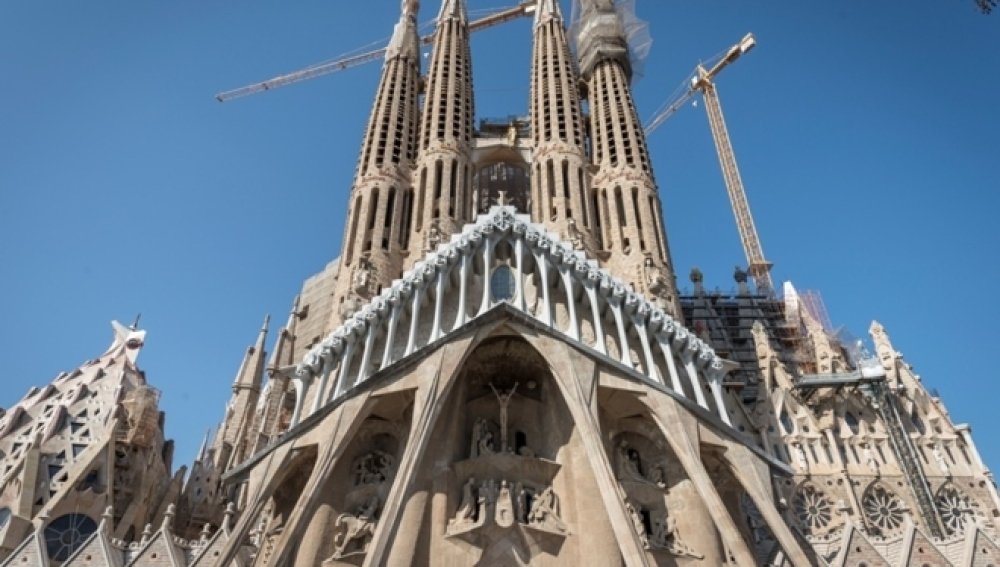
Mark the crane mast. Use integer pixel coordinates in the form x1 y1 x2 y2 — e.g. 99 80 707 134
645 33 773 293
215 1 538 102
698 70 773 292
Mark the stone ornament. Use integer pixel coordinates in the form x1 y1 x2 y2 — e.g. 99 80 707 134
936 485 977 536
862 484 906 535
447 478 567 537
616 439 667 488
650 511 703 559
330 494 381 559
793 484 833 535
350 450 395 486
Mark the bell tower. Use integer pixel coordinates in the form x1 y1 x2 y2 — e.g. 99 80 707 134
529 0 597 251
332 0 422 326
575 0 681 317
408 0 475 267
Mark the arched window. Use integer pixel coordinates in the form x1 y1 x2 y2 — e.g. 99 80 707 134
490 266 515 302
44 514 98 561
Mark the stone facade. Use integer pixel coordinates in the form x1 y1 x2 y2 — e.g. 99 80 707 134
1 1 997 566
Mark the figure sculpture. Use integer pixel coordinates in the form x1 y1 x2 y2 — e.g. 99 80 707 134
331 495 380 559
650 511 704 559
527 486 567 533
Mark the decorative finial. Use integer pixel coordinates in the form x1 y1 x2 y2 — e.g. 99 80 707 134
130 313 141 330
102 506 114 535
223 502 237 532
689 267 703 284
733 265 748 284
162 503 176 530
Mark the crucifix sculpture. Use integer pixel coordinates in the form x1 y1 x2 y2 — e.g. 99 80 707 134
489 382 518 453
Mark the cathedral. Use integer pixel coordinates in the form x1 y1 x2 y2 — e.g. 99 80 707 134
1 0 998 565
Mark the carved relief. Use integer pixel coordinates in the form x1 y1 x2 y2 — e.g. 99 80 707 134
615 438 668 488
447 479 566 537
862 483 906 536
352 255 378 298
649 510 703 559
350 450 395 487
330 494 380 559
793 483 833 535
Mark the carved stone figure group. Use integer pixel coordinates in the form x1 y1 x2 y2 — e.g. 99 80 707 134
626 499 702 559
330 494 381 559
351 450 395 486
617 440 667 488
448 477 567 536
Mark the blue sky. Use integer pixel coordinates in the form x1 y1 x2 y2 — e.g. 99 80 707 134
1 1 997 475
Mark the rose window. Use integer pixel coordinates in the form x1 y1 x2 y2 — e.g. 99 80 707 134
862 485 905 534
794 484 833 535
936 486 975 535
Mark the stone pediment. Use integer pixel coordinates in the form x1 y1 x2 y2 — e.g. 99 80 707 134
282 206 735 431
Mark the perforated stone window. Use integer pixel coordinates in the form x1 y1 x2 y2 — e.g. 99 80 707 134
44 513 97 561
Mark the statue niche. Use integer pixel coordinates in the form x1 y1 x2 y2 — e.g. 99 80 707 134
614 435 668 489
319 421 404 565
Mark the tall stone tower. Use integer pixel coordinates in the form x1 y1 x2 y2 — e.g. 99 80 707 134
7 1 999 566
575 0 680 317
332 0 423 327
410 0 476 264
529 0 597 252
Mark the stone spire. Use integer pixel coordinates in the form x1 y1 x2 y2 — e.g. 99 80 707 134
215 315 268 468
253 296 301 451
574 0 680 318
530 0 597 251
333 0 422 324
407 0 475 267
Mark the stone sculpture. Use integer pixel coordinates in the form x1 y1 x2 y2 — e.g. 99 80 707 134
650 511 704 559
331 495 380 559
527 486 566 533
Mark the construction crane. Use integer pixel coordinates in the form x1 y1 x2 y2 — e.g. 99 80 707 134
645 33 774 294
215 1 538 103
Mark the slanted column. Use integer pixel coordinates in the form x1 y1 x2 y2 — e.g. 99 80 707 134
560 265 580 340
706 361 732 426
479 239 494 315
656 335 684 394
535 251 553 326
334 340 357 399
405 285 424 356
635 317 659 383
430 269 446 341
290 373 312 427
585 281 607 355
357 321 378 382
677 334 708 408
312 368 332 413
381 302 402 368
609 296 633 368
455 253 470 329
515 238 527 312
